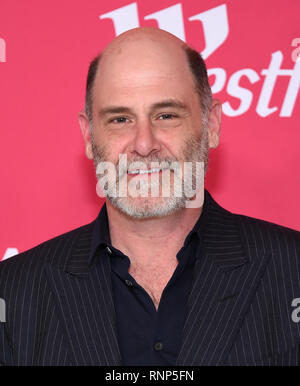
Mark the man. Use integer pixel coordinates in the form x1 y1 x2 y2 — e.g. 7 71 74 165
0 27 300 366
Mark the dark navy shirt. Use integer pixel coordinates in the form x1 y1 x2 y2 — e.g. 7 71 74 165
88 190 210 365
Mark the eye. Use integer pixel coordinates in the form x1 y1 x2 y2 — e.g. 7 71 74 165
158 113 176 120
110 117 130 124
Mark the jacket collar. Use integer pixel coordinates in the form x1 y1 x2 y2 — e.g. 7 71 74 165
86 188 214 268
46 189 270 365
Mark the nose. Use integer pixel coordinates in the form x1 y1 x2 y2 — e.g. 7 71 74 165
130 119 161 157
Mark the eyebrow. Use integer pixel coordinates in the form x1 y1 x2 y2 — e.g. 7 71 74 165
98 106 132 117
98 99 188 117
150 99 188 111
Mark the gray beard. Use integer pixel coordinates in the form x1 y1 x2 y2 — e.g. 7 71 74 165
90 126 210 219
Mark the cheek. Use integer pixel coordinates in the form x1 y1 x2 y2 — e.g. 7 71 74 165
161 128 190 150
103 139 130 164
92 129 124 158
159 138 185 160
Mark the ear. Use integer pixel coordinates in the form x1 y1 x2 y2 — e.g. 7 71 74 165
207 99 222 149
78 111 94 160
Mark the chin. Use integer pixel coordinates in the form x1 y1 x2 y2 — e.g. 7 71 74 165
108 196 187 219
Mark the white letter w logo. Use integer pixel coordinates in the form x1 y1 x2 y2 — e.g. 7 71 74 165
100 2 229 59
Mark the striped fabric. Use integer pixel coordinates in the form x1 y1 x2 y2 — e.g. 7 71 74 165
0 190 300 366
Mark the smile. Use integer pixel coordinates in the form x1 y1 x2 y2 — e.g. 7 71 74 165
127 168 167 175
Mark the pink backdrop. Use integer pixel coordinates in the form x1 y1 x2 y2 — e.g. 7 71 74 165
0 0 299 261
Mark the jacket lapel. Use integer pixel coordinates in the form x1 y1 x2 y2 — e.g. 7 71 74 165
176 193 270 366
44 191 270 366
45 222 121 366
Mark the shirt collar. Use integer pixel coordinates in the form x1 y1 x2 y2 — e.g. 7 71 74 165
88 201 111 265
88 189 212 266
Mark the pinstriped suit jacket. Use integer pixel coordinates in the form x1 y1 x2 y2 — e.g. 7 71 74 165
1 190 300 366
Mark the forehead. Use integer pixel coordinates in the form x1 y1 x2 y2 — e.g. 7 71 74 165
93 38 197 107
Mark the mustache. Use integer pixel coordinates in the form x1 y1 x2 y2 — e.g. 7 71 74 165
91 133 208 180
92 144 179 180
117 156 179 179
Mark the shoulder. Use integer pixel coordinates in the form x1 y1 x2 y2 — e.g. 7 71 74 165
208 190 300 244
234 211 300 245
230 211 300 273
208 192 300 259
214 202 300 288
0 221 95 280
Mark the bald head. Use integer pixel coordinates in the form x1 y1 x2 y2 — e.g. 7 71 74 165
102 27 186 57
85 27 211 124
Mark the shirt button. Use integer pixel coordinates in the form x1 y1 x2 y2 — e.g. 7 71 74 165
106 246 112 255
125 279 133 287
154 342 163 351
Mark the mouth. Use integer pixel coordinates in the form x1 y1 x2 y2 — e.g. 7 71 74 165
127 168 168 176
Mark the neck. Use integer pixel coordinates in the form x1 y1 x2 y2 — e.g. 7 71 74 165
106 200 203 267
